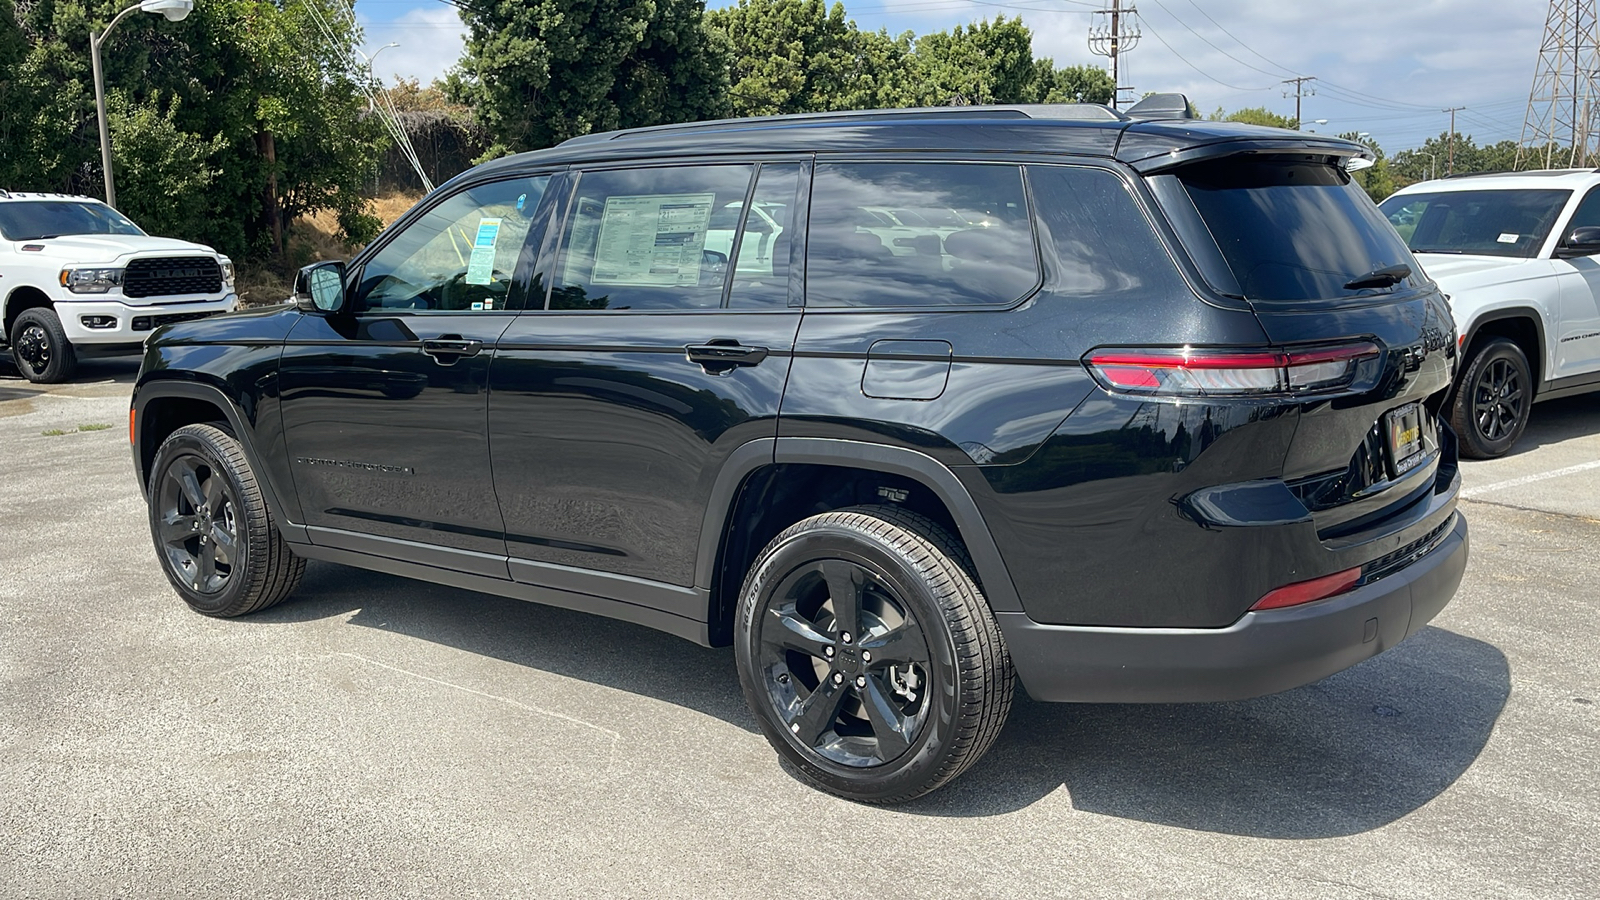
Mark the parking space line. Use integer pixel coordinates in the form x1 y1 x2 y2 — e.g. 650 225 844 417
1461 459 1600 498
340 652 622 743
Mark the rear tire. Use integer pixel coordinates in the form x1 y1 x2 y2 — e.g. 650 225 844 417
146 423 304 617
10 307 77 384
734 505 1013 803
1450 337 1532 459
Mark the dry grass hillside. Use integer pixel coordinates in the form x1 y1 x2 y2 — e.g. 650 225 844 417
236 193 422 306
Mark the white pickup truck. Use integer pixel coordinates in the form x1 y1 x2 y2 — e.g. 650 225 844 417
1 191 237 383
1380 170 1600 458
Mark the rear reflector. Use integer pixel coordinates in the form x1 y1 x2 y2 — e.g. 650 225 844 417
1251 566 1362 611
1086 342 1380 398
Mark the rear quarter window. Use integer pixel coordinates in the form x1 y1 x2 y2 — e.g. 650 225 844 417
1026 165 1186 299
805 163 1040 308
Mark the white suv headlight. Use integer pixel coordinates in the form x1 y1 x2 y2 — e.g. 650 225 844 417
220 258 236 293
59 267 125 294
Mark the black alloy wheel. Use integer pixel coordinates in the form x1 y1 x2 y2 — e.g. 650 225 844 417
9 307 78 384
735 506 1013 803
1450 337 1533 459
155 453 241 595
147 423 305 617
1471 357 1524 443
756 557 931 768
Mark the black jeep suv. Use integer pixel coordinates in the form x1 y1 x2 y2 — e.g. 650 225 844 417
131 98 1468 802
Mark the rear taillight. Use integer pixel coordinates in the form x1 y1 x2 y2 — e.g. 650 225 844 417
1251 566 1362 611
1085 342 1381 398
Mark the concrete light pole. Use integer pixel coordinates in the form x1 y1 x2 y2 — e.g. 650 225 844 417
91 0 195 209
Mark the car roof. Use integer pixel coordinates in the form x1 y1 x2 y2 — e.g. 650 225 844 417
1389 169 1600 196
459 105 1367 186
0 191 104 204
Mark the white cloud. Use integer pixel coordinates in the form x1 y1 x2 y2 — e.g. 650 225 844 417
358 6 468 88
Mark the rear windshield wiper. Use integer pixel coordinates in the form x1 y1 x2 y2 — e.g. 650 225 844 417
1343 263 1411 290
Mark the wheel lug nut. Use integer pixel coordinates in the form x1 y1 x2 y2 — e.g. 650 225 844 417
832 672 844 684
841 632 852 644
824 646 834 658
854 676 866 689
861 650 871 662
790 723 800 734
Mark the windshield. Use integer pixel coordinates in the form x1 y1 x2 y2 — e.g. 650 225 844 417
1377 188 1571 258
0 201 145 241
1175 157 1420 302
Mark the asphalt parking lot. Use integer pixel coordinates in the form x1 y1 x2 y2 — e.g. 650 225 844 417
1 355 1596 899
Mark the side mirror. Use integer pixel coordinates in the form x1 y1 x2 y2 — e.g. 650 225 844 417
293 261 347 313
1557 225 1600 258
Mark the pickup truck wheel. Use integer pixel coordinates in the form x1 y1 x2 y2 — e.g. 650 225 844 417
1450 337 1532 459
734 506 1013 803
147 423 305 617
9 307 77 384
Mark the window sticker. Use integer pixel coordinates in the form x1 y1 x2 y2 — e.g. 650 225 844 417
466 217 503 285
591 193 716 286
1497 232 1519 244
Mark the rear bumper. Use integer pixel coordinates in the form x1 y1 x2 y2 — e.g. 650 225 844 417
1000 512 1468 702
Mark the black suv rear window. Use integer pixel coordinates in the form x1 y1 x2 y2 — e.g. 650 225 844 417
1175 158 1418 302
805 163 1039 307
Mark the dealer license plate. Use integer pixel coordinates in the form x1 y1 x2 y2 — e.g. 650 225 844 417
1385 402 1426 476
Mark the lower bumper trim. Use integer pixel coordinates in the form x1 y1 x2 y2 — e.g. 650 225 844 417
1000 514 1469 703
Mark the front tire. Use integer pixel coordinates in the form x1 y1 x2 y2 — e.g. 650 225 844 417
734 506 1013 803
10 307 77 384
146 423 305 617
1450 337 1532 459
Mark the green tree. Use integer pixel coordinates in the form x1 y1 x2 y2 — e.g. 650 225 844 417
1209 105 1298 130
452 0 730 154
705 0 913 116
1031 61 1115 104
909 16 1035 106
0 0 386 259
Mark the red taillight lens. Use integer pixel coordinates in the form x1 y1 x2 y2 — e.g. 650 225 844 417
1085 342 1380 398
1250 566 1362 611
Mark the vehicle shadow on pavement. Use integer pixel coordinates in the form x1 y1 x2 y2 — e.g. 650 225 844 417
260 563 1508 836
1494 394 1600 459
908 626 1509 835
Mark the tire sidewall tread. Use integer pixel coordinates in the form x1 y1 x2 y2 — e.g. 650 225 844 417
1451 337 1532 459
734 504 1014 803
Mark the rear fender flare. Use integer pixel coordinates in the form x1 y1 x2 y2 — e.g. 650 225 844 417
693 437 1022 614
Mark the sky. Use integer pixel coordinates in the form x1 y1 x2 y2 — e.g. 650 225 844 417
354 0 1548 155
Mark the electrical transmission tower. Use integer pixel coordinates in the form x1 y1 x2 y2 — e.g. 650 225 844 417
1088 1 1141 109
1518 0 1600 169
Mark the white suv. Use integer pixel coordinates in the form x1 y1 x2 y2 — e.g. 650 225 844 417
1 191 237 383
1380 170 1600 458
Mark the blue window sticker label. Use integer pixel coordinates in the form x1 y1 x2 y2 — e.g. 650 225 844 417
466 217 502 285
516 193 527 212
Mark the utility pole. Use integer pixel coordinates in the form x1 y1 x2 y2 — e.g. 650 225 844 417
1444 106 1466 175
1088 2 1141 109
1281 76 1317 128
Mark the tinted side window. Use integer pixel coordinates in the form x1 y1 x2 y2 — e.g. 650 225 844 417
356 176 548 313
1564 186 1600 236
1026 166 1184 298
806 163 1039 307
727 163 802 309
550 165 754 311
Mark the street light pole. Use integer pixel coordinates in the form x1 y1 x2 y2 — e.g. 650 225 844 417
355 42 399 112
91 0 195 209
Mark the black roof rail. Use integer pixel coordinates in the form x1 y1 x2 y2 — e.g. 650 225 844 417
558 103 1129 147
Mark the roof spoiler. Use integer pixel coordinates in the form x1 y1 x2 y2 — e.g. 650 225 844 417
1124 93 1199 121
